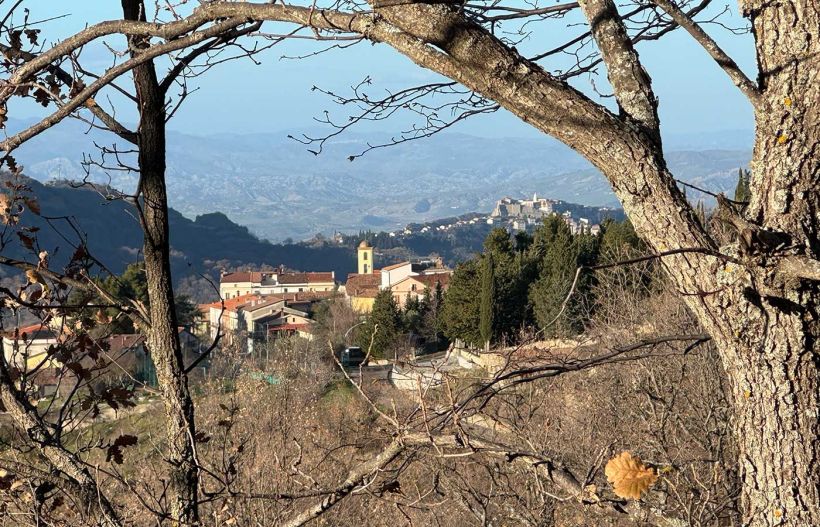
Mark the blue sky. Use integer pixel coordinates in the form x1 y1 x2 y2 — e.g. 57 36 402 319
11 1 757 140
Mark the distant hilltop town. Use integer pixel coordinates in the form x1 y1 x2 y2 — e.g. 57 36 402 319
492 193 555 219
329 193 620 243
489 193 602 235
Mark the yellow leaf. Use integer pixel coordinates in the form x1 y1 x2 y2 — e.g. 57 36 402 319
783 97 792 107
774 509 783 518
605 451 658 500
25 269 49 295
744 389 751 399
777 134 788 145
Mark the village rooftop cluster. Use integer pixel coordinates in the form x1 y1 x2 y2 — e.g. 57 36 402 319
3 193 595 397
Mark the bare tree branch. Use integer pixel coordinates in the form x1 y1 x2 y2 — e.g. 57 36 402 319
650 0 761 107
578 0 660 140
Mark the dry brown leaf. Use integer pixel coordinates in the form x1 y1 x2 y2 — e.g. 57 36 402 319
23 197 40 215
26 269 44 285
95 310 112 325
26 269 50 296
605 451 657 500
0 193 11 224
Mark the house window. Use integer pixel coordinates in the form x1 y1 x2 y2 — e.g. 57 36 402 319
363 253 368 261
299 288 304 292
284 288 288 292
411 284 417 292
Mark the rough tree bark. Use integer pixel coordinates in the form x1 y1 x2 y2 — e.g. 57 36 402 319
121 1 200 524
730 0 820 523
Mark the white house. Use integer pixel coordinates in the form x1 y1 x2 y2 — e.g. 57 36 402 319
380 262 415 290
220 269 336 299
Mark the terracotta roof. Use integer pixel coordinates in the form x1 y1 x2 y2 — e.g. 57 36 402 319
200 291 336 314
220 271 264 284
19 323 51 335
104 334 145 354
267 323 311 332
413 273 451 289
242 291 335 312
278 272 335 285
2 323 56 340
221 271 335 285
390 272 451 292
345 273 381 299
381 261 410 272
198 293 259 313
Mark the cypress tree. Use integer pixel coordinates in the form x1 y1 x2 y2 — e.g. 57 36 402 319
696 199 707 228
483 228 534 342
734 168 751 203
356 289 401 358
479 252 495 349
402 294 425 335
529 219 580 336
440 259 482 346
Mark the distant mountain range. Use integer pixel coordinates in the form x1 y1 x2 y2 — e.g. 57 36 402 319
7 118 751 242
1 176 356 284
2 177 625 296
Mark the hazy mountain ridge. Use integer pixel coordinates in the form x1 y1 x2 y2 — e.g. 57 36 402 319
1 176 357 282
8 118 751 241
3 177 623 289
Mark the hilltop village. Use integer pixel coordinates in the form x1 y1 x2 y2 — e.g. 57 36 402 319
194 195 607 349
488 194 602 235
197 240 451 351
359 194 608 240
2 193 612 398
1 239 452 397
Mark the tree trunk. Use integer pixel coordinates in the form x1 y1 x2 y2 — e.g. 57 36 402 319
122 1 200 524
728 1 820 523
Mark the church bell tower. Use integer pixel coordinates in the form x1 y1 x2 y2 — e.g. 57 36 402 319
357 240 373 274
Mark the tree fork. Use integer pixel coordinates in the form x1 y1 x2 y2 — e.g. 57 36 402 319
367 2 820 524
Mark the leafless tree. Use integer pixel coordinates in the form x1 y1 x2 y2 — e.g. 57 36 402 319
1 0 818 525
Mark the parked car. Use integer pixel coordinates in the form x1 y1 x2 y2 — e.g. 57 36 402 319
340 346 367 368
